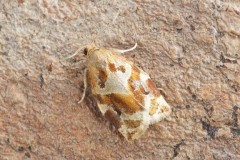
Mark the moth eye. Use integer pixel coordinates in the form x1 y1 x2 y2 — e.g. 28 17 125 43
83 48 88 55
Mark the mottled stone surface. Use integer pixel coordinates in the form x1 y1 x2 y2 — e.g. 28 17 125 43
0 0 239 159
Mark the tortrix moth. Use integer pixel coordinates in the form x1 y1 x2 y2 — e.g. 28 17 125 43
78 43 171 140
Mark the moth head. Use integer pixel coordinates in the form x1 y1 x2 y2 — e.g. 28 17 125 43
83 44 99 57
83 48 88 55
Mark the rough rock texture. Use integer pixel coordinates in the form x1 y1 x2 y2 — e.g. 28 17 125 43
0 0 239 159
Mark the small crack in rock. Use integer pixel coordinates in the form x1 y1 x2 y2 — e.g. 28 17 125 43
201 120 219 139
173 140 185 158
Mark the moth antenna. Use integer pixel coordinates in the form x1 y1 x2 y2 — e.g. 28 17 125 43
111 43 137 54
78 69 88 104
65 47 83 60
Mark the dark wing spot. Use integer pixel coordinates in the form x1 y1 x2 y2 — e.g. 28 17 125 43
124 120 141 128
97 68 108 88
117 65 126 73
128 67 146 106
108 63 117 72
127 130 137 140
146 79 160 96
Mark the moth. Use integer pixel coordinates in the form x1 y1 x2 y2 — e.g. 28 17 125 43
77 43 171 140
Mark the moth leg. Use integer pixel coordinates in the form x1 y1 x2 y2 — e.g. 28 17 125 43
111 43 137 54
78 69 88 104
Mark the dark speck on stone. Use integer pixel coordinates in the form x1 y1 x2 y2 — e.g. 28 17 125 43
18 146 24 152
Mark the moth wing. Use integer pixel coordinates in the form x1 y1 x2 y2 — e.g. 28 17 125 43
118 115 150 140
87 48 171 140
98 102 149 141
127 64 171 124
109 53 171 119
93 93 147 140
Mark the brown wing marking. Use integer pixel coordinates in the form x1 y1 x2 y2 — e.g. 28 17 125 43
108 62 126 73
97 67 108 88
109 93 143 114
123 120 141 128
104 109 121 129
127 65 148 107
146 79 160 97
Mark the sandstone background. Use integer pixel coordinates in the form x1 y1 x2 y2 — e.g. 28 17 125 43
0 0 239 159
